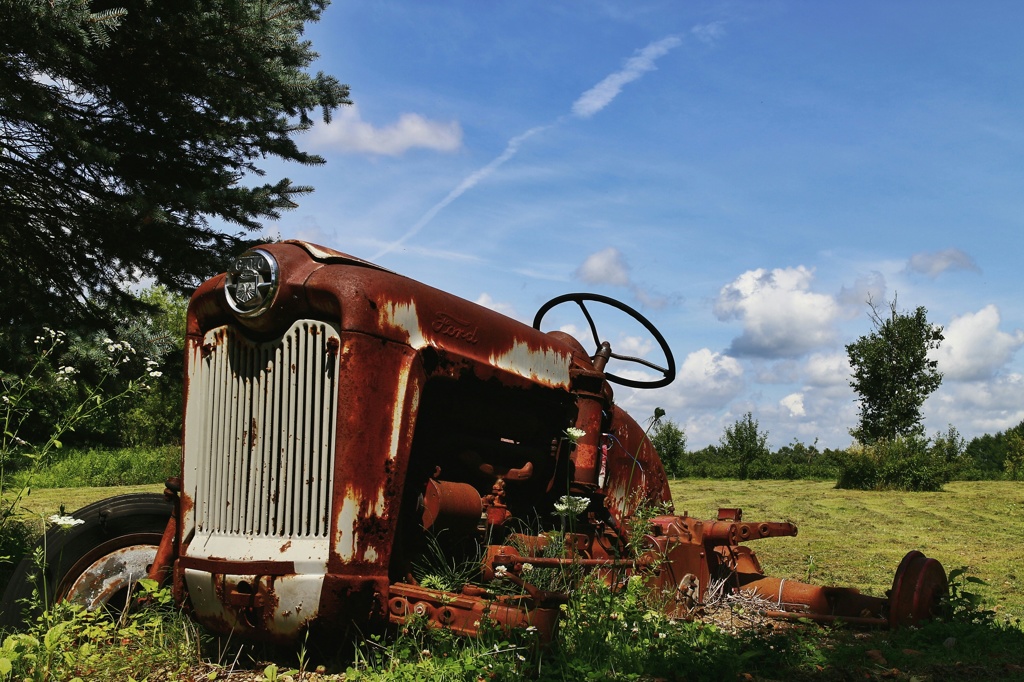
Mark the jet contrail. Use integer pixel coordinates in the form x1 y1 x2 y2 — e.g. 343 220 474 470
372 35 682 261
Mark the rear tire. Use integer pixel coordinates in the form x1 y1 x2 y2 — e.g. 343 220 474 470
0 493 173 628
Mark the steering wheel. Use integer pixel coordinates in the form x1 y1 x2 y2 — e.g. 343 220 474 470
532 293 676 389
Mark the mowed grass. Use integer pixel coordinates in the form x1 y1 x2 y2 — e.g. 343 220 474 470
670 478 1024 622
11 479 1024 622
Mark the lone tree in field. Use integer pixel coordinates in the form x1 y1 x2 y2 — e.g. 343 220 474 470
846 298 944 445
651 419 687 478
720 412 769 479
0 0 350 332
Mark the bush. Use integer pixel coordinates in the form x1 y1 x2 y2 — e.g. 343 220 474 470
835 447 878 490
836 436 950 492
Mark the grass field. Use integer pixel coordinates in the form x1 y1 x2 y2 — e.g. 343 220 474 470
668 478 1024 622
12 478 1023 622
4 479 1024 680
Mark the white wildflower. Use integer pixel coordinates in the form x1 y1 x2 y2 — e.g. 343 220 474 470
493 565 508 578
521 562 534 574
552 495 590 517
48 514 85 528
564 427 586 443
525 625 538 634
148 370 163 378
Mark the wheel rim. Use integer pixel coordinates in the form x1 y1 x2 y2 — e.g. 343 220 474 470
889 550 947 627
59 533 161 613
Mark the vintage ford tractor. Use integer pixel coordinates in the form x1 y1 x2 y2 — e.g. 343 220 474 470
1 241 949 642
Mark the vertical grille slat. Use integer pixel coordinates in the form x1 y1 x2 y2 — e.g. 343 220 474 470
192 321 339 543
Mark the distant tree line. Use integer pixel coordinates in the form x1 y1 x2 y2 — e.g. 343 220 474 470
651 414 1024 487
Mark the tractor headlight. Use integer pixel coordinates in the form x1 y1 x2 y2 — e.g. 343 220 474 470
224 248 279 317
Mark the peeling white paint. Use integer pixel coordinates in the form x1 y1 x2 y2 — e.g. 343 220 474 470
489 339 572 388
379 301 427 349
335 492 360 561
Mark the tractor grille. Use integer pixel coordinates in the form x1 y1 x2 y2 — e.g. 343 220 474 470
190 321 340 542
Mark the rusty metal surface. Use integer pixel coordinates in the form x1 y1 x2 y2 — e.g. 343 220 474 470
122 239 954 644
889 550 948 627
63 540 159 611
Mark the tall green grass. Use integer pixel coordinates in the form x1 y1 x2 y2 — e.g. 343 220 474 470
7 445 178 490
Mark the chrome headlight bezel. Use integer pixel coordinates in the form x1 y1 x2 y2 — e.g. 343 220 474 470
224 248 279 318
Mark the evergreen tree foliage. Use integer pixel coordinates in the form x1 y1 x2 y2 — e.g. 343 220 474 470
846 299 944 445
0 0 350 331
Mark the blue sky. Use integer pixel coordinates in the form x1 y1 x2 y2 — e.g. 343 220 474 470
259 1 1024 449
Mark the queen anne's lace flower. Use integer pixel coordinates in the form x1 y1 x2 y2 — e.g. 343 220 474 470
564 427 586 443
48 514 85 528
553 494 590 517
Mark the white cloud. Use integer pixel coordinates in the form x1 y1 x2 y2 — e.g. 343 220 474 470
615 335 654 358
926 373 1024 434
837 271 887 314
804 352 852 388
906 248 981 277
572 248 673 309
310 104 462 156
575 247 631 286
474 293 517 318
691 22 726 45
714 266 839 358
933 305 1024 381
668 348 745 409
571 36 682 118
780 392 806 417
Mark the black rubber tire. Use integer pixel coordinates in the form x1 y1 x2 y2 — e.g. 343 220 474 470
0 492 173 628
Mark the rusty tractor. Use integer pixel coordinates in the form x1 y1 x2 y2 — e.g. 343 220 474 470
1 241 948 644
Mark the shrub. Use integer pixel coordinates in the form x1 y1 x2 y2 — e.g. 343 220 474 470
836 436 950 491
835 447 878 490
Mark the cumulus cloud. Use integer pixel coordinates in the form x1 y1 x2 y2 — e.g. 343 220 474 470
932 305 1024 381
780 393 806 417
474 293 517 318
573 248 673 309
837 271 887 313
571 36 682 118
906 248 981 277
804 352 852 388
714 266 839 358
926 373 1024 435
310 104 462 156
575 247 631 286
617 349 742 425
669 349 745 409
